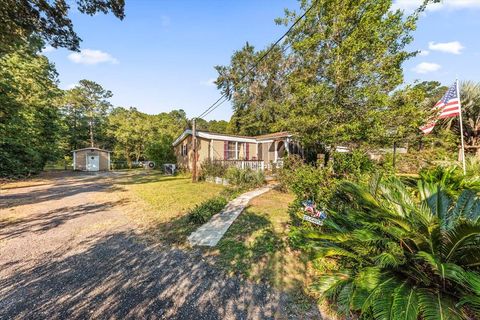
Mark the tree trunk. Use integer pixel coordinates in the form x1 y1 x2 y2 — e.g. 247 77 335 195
125 147 132 169
89 119 94 147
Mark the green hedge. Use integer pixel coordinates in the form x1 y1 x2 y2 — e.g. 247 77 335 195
187 197 228 224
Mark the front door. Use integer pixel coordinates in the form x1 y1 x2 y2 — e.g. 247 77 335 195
86 155 99 171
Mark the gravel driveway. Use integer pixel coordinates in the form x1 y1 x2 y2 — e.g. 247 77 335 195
0 172 320 319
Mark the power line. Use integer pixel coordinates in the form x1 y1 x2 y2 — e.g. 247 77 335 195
196 0 317 119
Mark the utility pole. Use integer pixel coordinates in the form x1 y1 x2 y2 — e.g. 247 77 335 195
192 118 198 182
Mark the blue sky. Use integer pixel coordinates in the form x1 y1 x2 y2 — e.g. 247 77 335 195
43 0 480 120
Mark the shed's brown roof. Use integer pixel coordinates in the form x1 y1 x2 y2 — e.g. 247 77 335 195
72 147 112 153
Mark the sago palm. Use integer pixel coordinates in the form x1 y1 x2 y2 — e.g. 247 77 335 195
305 176 480 319
418 165 480 197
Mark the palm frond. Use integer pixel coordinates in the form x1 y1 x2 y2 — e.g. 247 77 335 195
415 251 475 289
443 222 480 263
391 282 419 320
338 181 384 213
417 288 465 320
450 189 479 226
457 294 480 314
311 245 359 261
369 171 383 199
380 176 416 217
370 276 400 320
337 281 355 315
374 251 405 268
419 182 451 226
312 272 352 300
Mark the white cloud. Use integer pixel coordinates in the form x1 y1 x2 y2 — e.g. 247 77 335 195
418 50 430 56
200 78 216 87
393 0 480 12
68 49 118 65
65 83 78 90
412 62 442 74
428 41 464 54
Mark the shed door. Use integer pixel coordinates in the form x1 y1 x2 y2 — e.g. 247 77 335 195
87 155 100 171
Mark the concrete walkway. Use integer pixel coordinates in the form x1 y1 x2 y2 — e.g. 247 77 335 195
188 186 273 247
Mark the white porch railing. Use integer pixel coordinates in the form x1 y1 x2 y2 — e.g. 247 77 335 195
214 160 265 171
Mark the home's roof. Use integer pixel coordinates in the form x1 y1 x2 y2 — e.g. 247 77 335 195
255 131 291 141
172 129 292 147
72 147 112 153
172 130 257 146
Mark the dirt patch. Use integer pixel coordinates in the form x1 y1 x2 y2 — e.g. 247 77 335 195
0 171 324 319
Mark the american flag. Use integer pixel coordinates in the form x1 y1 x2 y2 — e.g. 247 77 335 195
420 82 461 134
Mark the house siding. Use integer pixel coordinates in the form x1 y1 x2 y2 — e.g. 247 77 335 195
212 140 225 160
197 137 209 167
75 150 87 170
174 135 192 170
174 136 211 171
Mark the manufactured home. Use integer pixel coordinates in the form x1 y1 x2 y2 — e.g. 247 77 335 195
172 130 302 172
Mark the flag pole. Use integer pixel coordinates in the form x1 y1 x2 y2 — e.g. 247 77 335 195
456 79 467 174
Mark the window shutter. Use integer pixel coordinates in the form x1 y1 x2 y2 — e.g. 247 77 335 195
246 143 249 160
224 141 228 160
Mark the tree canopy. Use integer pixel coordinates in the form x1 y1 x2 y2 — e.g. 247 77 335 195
0 39 62 176
0 0 125 55
215 0 443 153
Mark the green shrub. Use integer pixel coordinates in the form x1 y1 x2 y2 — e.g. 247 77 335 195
278 155 305 191
297 173 480 319
467 157 480 178
419 165 480 197
224 167 265 188
200 159 228 179
279 158 336 207
332 149 374 177
187 197 228 224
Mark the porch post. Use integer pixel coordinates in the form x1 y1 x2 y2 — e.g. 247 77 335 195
285 138 290 155
274 141 278 162
235 141 238 160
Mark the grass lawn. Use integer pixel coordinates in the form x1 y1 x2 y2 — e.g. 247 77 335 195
211 189 316 311
117 171 225 244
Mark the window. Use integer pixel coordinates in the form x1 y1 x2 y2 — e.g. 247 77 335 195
181 144 188 157
227 141 236 160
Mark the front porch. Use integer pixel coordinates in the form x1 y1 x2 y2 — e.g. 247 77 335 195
213 159 265 171
213 134 302 171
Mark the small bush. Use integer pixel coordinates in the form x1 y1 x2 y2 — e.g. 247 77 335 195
418 164 480 197
200 159 228 179
332 150 374 177
224 167 265 188
188 197 228 224
278 155 305 191
280 160 336 205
